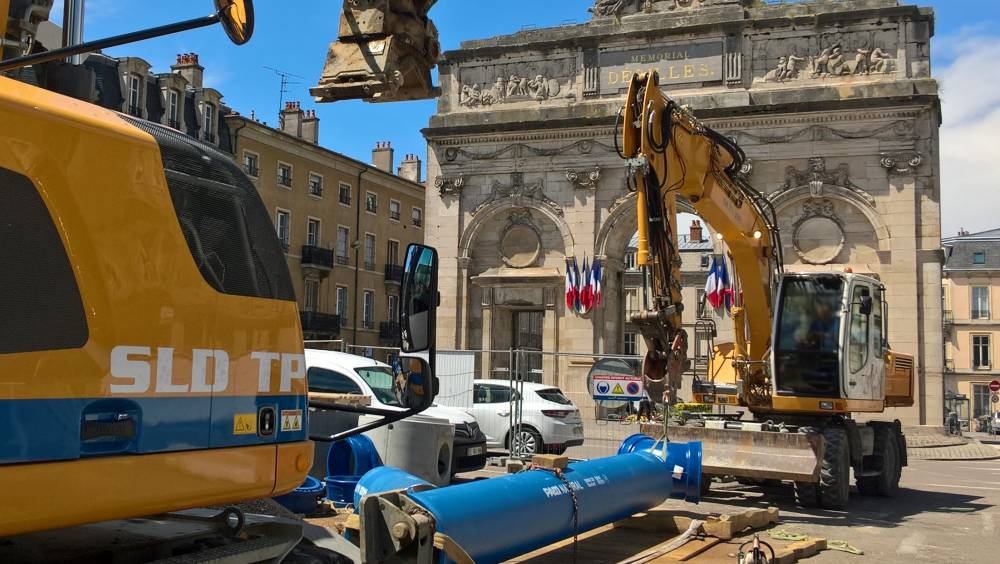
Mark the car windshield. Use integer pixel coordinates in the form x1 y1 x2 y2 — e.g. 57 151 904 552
356 366 401 407
535 388 572 405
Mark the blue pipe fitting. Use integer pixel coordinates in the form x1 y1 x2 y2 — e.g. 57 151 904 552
354 434 702 563
327 434 382 478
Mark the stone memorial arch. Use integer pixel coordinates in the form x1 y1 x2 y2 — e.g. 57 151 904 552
423 0 942 425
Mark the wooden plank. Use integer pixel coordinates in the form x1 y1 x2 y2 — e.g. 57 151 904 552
531 454 569 470
657 537 721 562
702 507 779 540
773 537 827 564
343 513 360 531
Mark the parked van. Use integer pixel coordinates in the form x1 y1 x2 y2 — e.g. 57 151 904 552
306 349 488 474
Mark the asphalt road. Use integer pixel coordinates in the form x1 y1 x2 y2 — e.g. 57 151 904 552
674 456 1000 563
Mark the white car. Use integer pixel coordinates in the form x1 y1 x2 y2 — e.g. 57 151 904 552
470 379 584 456
305 350 488 473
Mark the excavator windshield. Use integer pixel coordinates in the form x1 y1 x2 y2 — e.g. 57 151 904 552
774 276 843 397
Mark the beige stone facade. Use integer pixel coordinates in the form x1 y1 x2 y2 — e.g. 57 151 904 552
227 106 425 359
422 0 942 425
942 229 1000 428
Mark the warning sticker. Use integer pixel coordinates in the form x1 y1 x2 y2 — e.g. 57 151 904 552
280 409 303 432
233 413 257 435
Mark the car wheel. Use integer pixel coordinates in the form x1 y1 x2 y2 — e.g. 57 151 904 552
509 428 544 457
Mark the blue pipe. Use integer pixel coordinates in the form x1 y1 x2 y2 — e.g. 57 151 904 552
355 434 701 564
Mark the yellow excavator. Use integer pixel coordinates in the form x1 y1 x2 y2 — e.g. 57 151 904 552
620 71 914 508
308 4 916 509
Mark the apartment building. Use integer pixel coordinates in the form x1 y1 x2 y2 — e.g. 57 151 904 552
942 228 1000 427
225 103 425 357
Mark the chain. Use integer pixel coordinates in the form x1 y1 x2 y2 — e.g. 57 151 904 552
533 467 580 564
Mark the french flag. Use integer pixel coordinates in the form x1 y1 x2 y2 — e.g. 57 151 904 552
580 257 594 312
705 256 730 309
565 257 577 310
592 257 603 306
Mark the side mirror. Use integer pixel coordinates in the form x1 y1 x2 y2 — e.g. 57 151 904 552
859 295 873 316
215 0 255 45
398 243 439 411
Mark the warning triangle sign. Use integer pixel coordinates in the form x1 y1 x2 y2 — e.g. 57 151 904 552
612 383 625 395
282 418 291 431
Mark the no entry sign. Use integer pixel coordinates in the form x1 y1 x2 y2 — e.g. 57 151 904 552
990 380 1000 393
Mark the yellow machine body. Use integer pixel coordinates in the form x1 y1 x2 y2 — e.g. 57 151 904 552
0 77 312 537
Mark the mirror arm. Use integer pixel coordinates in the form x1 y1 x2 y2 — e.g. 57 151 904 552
310 406 426 443
0 13 221 72
308 399 409 417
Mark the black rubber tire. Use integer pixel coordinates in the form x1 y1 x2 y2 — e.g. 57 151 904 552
857 427 901 496
817 427 851 509
794 480 819 507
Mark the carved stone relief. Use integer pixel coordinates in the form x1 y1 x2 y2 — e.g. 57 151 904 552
458 58 576 107
792 198 845 265
880 152 923 174
500 209 542 268
770 157 875 206
753 32 897 84
442 139 615 162
566 166 602 190
589 0 742 17
473 173 563 217
435 175 465 196
725 120 915 146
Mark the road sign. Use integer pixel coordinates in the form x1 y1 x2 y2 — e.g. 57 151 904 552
990 380 1000 393
588 358 644 401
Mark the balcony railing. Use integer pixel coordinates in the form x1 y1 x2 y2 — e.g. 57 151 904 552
389 210 401 221
243 164 259 177
339 192 352 205
384 264 404 283
167 118 181 130
278 174 293 187
309 182 324 197
203 132 216 144
364 260 376 271
362 319 375 330
301 245 334 269
127 104 142 117
412 217 423 227
300 311 341 334
379 322 401 344
335 254 349 266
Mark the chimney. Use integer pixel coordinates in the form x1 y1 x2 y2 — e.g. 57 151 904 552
279 101 304 138
301 109 320 144
397 153 422 183
958 227 970 237
171 52 203 90
689 219 704 243
372 141 394 173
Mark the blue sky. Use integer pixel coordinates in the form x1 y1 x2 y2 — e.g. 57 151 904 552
51 1 1000 235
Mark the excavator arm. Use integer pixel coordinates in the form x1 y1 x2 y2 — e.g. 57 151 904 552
621 71 783 410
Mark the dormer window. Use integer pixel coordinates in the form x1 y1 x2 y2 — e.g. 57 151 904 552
166 89 180 129
203 103 216 143
974 251 986 265
127 74 142 117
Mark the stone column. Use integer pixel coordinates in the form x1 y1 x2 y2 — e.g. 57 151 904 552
543 286 559 387
457 257 472 349
881 161 923 425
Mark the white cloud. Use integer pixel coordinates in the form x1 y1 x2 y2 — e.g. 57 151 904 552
938 31 1000 236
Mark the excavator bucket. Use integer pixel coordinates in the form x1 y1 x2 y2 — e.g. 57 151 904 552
312 0 440 103
641 423 824 482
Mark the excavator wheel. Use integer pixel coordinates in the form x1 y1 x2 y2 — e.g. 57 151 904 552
793 480 818 507
856 427 901 496
817 427 851 509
